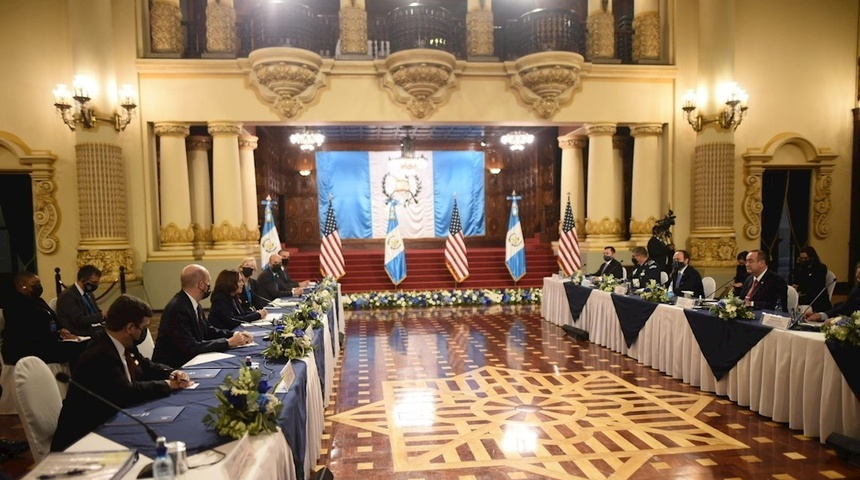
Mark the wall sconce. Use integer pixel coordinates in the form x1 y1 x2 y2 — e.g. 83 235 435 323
681 83 749 132
297 152 315 178
485 148 503 175
500 130 534 151
52 76 137 132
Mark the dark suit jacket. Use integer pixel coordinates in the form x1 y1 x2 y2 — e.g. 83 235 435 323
593 259 624 279
631 260 662 288
51 330 173 451
1 292 83 365
239 278 256 311
152 292 232 368
647 236 673 274
794 262 832 312
739 269 788 312
257 268 293 301
247 277 270 310
56 286 104 337
825 284 860 318
670 265 705 299
732 264 749 297
209 292 263 330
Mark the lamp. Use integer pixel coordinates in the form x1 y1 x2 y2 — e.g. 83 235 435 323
289 128 325 151
52 76 137 132
500 130 534 151
485 148 502 175
297 152 314 177
681 82 749 132
389 128 428 175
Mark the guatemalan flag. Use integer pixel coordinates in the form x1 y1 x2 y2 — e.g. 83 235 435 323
259 196 281 267
384 203 407 286
505 191 526 282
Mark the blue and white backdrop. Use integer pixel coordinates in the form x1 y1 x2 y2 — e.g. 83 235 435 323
317 151 486 239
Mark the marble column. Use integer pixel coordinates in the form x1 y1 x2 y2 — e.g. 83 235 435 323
633 0 661 62
149 0 183 55
205 0 237 57
155 123 194 250
339 0 369 56
584 123 624 242
558 134 587 239
208 121 249 249
466 0 495 59
186 135 213 248
239 135 261 247
629 123 663 243
586 0 616 61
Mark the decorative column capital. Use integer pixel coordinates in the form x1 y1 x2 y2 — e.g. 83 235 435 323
630 123 663 137
239 135 259 150
558 136 587 150
207 121 243 136
154 122 190 137
584 123 616 137
186 135 212 151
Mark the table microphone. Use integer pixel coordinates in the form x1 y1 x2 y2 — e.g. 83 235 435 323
792 277 839 328
55 372 159 443
705 278 735 300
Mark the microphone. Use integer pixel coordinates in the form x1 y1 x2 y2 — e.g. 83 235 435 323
792 277 839 327
251 290 275 307
55 372 158 443
706 278 735 300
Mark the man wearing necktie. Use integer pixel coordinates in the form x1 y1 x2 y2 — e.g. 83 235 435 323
739 249 788 311
668 250 704 299
57 264 106 337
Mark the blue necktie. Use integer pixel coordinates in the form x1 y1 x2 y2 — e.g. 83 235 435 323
245 284 252 304
82 293 96 314
676 272 683 290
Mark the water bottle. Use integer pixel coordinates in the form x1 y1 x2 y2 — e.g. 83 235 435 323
775 299 783 313
152 436 175 480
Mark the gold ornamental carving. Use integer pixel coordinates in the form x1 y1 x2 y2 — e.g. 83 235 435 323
249 48 328 119
584 217 624 236
186 136 211 151
813 169 832 239
154 123 190 137
742 173 763 239
76 249 136 282
466 9 494 57
689 236 737 268
160 222 194 245
239 136 258 150
207 122 243 136
632 11 661 61
149 0 184 53
629 216 657 236
191 223 212 244
339 7 368 55
211 220 254 243
381 49 459 119
630 124 663 137
586 11 615 59
584 123 616 136
558 137 587 150
206 2 238 54
33 179 60 254
507 52 583 119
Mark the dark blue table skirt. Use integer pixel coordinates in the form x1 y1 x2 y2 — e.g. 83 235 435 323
826 342 860 402
683 309 773 381
610 294 658 348
563 283 592 321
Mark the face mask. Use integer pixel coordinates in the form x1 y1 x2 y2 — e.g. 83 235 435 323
30 284 44 298
281 258 290 266
241 267 254 277
673 261 684 270
631 258 639 266
271 264 282 272
200 283 211 300
133 326 148 346
84 282 98 293
603 255 612 262
798 259 810 264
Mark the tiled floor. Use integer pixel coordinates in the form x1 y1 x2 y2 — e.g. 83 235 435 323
321 305 860 480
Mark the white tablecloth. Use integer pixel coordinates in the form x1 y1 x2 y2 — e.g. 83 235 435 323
542 276 860 442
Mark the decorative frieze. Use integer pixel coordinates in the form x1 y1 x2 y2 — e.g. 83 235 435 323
629 216 657 236
76 248 136 282
159 222 195 245
689 236 738 268
211 220 254 244
585 217 624 236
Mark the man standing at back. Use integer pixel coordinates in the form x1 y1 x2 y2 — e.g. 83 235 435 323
56 264 105 337
153 264 252 368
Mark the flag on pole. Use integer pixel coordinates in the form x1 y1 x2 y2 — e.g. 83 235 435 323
445 198 469 283
557 194 581 276
384 203 407 286
260 195 281 267
320 197 345 279
505 191 526 282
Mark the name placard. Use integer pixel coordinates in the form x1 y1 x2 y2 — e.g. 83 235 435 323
675 297 697 309
761 313 791 330
276 362 296 393
613 285 628 296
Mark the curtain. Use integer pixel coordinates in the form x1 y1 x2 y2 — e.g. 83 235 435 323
760 170 788 265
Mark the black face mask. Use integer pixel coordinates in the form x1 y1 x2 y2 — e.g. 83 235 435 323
631 258 639 266
241 267 254 278
271 264 282 273
673 261 684 270
30 284 44 298
84 282 98 293
200 284 211 300
603 255 612 262
281 258 290 266
133 326 148 346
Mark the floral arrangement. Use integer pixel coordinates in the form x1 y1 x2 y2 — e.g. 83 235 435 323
261 323 314 359
307 287 334 315
277 302 324 331
637 279 669 303
342 288 541 310
569 270 585 285
598 274 619 293
709 291 755 321
203 364 282 439
821 310 860 346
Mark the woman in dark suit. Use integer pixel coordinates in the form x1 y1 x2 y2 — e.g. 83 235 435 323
792 246 832 312
209 269 268 330
731 251 750 297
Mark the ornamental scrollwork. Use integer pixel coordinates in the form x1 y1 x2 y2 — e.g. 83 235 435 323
586 11 615 59
742 173 763 239
381 49 459 119
629 216 657 236
584 217 624 236
149 0 183 54
249 48 329 119
689 236 737 268
632 11 661 61
339 7 368 55
33 179 60 254
813 171 832 239
159 222 194 245
76 249 136 282
508 52 583 119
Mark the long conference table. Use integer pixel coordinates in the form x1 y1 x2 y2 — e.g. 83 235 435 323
48 289 346 480
542 276 860 443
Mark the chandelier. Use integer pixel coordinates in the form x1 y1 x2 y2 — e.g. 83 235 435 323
289 128 325 151
389 129 428 175
500 131 534 151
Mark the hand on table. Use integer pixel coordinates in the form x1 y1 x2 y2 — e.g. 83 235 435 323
167 370 192 389
227 331 253 347
257 308 268 318
58 328 78 340
803 311 822 322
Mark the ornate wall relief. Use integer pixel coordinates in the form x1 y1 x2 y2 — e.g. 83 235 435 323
507 52 583 119
249 48 329 119
813 167 833 239
586 11 615 59
76 248 135 283
466 9 494 57
150 0 184 54
339 7 368 55
689 236 738 268
206 0 237 54
584 216 624 236
380 49 460 119
632 11 661 61
629 216 657 236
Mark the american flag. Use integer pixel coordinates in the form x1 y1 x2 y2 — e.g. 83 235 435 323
445 199 469 283
320 199 345 279
557 196 581 276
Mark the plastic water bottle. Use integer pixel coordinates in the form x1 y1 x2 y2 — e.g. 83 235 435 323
152 436 175 480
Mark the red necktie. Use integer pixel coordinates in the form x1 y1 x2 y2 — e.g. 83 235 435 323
745 278 759 301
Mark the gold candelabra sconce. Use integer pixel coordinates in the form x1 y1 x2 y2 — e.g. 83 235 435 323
681 82 749 132
52 76 137 132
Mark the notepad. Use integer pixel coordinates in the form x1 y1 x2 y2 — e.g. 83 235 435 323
104 406 185 426
182 368 221 379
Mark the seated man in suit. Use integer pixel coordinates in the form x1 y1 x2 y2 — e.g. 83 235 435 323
152 264 253 368
592 246 624 279
51 295 192 451
630 246 661 289
56 264 106 337
804 262 860 322
1 272 85 367
739 249 788 311
668 250 705 299
258 253 303 300
278 249 310 290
